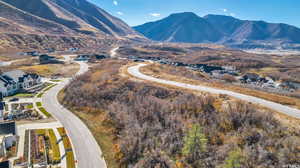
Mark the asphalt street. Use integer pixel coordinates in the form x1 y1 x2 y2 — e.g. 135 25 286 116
128 63 300 119
42 60 107 168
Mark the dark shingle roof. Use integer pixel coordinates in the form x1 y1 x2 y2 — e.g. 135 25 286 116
0 122 16 135
0 160 9 168
3 70 25 82
0 102 4 111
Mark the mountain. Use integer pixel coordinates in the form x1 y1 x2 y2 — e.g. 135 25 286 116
0 0 142 52
1 0 137 36
134 12 222 43
134 12 300 49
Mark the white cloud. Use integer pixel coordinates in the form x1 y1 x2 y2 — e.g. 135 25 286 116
149 13 161 17
230 13 236 17
113 0 118 6
223 8 227 12
117 11 123 15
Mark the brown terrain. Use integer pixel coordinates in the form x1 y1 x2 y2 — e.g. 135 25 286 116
59 59 300 168
118 43 300 84
0 57 79 77
1 1 299 167
0 0 144 53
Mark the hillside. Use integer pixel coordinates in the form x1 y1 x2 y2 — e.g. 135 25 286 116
134 12 300 49
0 0 142 52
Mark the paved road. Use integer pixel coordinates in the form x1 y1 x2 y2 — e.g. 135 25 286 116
128 63 300 119
42 60 107 168
110 47 119 58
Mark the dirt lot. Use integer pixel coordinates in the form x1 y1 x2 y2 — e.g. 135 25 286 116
0 58 79 77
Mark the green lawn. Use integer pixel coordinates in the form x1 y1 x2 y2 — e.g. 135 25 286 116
44 84 57 92
26 104 34 109
36 84 57 98
57 127 75 168
66 151 75 168
35 129 46 135
37 92 44 98
50 80 61 82
48 129 61 162
36 102 42 107
38 107 51 117
7 93 34 99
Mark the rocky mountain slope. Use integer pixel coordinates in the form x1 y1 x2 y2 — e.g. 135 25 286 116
0 0 142 52
134 12 300 49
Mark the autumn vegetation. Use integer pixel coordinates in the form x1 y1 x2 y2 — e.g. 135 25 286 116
141 64 300 109
60 59 300 168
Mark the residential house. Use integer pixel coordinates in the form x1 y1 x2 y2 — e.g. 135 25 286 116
0 122 16 135
240 73 262 83
0 75 18 97
39 54 62 64
0 70 41 97
75 55 90 61
0 122 17 160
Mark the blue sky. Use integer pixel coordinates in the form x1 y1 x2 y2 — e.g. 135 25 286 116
88 0 299 28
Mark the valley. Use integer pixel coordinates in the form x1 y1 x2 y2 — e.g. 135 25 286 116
0 0 299 168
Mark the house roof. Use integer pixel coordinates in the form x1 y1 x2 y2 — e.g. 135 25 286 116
0 122 16 135
0 76 14 86
3 70 25 82
0 102 4 111
1 70 40 85
0 160 9 168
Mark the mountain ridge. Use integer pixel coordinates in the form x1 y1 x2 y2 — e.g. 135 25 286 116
0 0 143 52
134 12 300 49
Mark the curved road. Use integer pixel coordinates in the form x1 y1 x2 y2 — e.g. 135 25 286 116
128 64 300 119
110 47 119 58
43 60 107 168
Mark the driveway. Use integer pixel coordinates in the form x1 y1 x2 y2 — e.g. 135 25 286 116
127 63 300 119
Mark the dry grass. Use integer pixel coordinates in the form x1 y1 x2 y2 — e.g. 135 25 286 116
57 59 129 168
139 64 300 109
18 63 79 77
60 59 300 167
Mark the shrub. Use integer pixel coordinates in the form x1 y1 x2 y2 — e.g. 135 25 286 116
223 148 245 168
61 59 300 168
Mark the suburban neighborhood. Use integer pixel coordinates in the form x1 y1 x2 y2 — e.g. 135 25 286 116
0 0 299 167
0 70 41 97
0 56 77 167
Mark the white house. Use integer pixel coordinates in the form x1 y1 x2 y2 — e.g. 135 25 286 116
0 75 18 97
0 70 41 97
